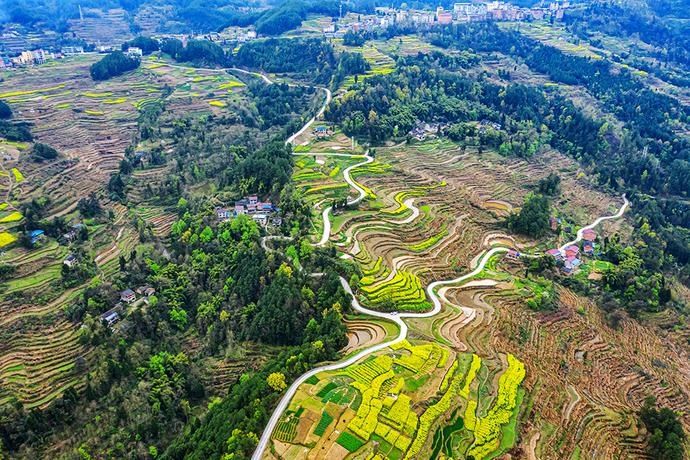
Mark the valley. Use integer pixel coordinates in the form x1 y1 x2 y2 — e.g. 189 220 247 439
1 2 690 459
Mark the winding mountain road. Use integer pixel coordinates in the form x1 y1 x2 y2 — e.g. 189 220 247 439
558 195 629 252
250 69 631 459
292 152 373 247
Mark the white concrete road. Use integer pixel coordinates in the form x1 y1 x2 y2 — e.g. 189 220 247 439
252 189 630 459
248 65 631 459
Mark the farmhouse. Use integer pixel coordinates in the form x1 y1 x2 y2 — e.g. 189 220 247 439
136 286 156 297
252 213 268 227
583 241 595 256
216 207 231 221
63 254 78 267
562 256 581 274
564 244 579 259
62 229 78 242
62 223 86 243
546 248 563 260
120 288 136 303
582 229 597 242
125 47 143 57
549 217 559 231
29 229 45 245
437 9 453 24
313 126 332 138
101 310 120 327
100 303 124 328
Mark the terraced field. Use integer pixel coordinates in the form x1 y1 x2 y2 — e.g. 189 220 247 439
0 55 254 410
263 111 645 458
332 39 396 88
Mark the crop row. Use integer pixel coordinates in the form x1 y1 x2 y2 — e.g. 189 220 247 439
373 421 413 452
360 270 432 312
274 415 299 442
349 369 395 439
381 190 424 216
347 355 393 386
313 411 333 436
381 394 418 435
459 354 481 398
439 361 458 393
466 354 526 459
408 224 448 252
404 354 474 459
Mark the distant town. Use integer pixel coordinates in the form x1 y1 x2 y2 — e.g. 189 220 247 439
0 1 571 69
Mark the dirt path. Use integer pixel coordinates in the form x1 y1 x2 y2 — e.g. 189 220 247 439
527 430 541 460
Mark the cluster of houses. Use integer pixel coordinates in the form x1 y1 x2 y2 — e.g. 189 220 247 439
20 224 86 265
100 286 156 327
452 1 570 22
1 0 574 69
409 121 450 142
324 0 571 37
0 46 86 69
215 195 281 228
63 254 79 268
546 228 598 275
406 119 501 141
504 228 598 276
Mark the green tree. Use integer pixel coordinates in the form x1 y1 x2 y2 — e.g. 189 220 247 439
267 372 287 392
222 429 258 459
0 100 11 119
199 226 214 244
507 194 551 238
169 306 188 330
639 396 685 460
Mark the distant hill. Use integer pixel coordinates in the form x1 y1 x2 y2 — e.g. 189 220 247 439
0 0 256 33
647 0 690 18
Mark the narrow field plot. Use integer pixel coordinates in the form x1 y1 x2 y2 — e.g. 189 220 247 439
0 231 17 247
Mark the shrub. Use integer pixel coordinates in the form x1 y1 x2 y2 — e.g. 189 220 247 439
31 142 58 161
639 396 685 460
507 193 550 238
0 100 11 119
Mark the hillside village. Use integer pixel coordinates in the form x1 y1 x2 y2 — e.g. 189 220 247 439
215 194 281 228
2 1 688 459
1 1 572 68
